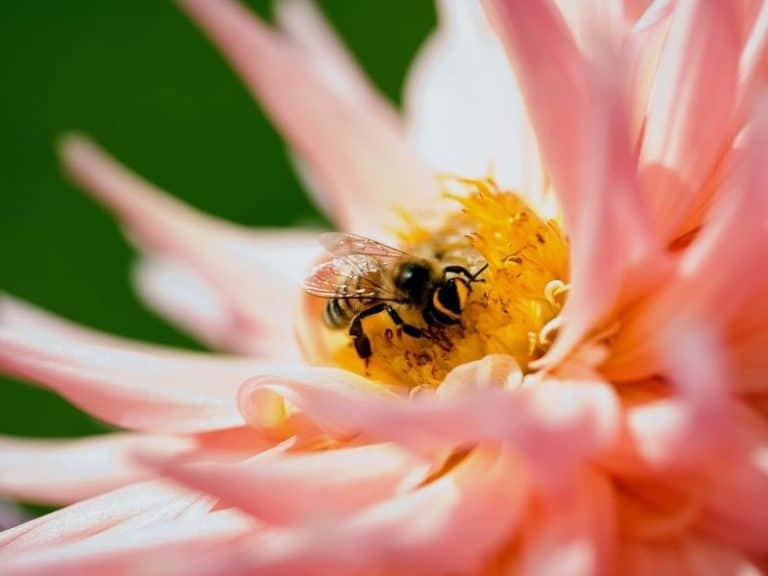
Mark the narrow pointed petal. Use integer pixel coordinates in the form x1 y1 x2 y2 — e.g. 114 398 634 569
734 0 768 136
140 444 426 525
0 481 213 554
0 434 192 505
60 134 318 359
275 0 400 130
0 510 251 576
404 0 533 195
237 366 620 482
639 0 742 239
175 0 436 236
0 296 270 433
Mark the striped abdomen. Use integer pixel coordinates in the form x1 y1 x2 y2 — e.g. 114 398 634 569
323 297 371 329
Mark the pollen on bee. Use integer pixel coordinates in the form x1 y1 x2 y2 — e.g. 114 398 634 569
328 178 570 388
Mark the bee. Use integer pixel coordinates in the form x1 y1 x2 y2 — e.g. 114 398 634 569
303 233 487 360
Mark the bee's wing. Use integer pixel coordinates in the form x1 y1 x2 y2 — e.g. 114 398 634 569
303 254 400 300
319 232 409 258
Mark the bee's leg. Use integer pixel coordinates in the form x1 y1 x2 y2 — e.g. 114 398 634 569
348 304 424 360
381 305 423 339
349 314 373 361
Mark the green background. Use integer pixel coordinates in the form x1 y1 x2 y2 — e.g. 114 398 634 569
0 1 435 442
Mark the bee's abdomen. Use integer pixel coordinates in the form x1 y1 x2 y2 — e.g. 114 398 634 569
323 298 353 329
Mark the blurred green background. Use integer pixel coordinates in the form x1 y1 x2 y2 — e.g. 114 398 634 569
0 1 435 442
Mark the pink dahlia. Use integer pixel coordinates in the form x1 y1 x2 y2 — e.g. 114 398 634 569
1 0 768 574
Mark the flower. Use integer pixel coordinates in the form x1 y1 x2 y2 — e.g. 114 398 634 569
1 0 768 574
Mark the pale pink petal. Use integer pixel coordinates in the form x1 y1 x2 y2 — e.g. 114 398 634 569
513 469 616 576
0 481 213 554
626 0 674 145
60 134 318 359
175 0 436 236
275 0 400 130
140 443 427 525
237 365 619 484
0 510 253 576
639 0 742 239
132 257 236 352
0 297 273 433
404 0 534 195
0 434 192 505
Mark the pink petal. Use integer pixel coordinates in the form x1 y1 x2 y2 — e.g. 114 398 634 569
237 365 620 484
60 134 317 359
175 0 436 236
139 443 427 525
513 469 616 576
194 449 530 576
736 0 768 129
0 296 271 433
0 481 213 554
632 321 733 469
694 403 768 556
404 0 534 195
625 0 674 145
0 433 192 505
639 0 742 239
618 536 763 576
274 0 401 131
606 98 768 380
484 0 664 368
0 509 253 576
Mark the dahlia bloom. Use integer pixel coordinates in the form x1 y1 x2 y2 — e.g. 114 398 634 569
1 0 768 574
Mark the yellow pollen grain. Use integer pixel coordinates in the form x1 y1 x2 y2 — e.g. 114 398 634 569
330 178 570 388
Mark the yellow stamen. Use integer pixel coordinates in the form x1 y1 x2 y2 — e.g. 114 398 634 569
329 178 570 388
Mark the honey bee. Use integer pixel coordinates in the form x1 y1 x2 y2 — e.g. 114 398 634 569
303 233 487 360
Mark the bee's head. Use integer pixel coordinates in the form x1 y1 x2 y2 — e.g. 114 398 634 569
395 261 433 303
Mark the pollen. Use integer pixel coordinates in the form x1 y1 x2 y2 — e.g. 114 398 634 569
330 178 570 388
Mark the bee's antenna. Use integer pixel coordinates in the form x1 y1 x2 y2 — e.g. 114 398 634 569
470 263 489 284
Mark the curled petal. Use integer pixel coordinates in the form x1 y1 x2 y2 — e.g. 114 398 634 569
194 450 530 576
175 0 436 236
60 134 317 359
139 443 427 525
639 0 742 239
237 366 620 483
0 434 192 505
0 296 269 433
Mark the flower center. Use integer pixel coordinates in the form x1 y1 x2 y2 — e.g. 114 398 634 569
329 178 570 387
